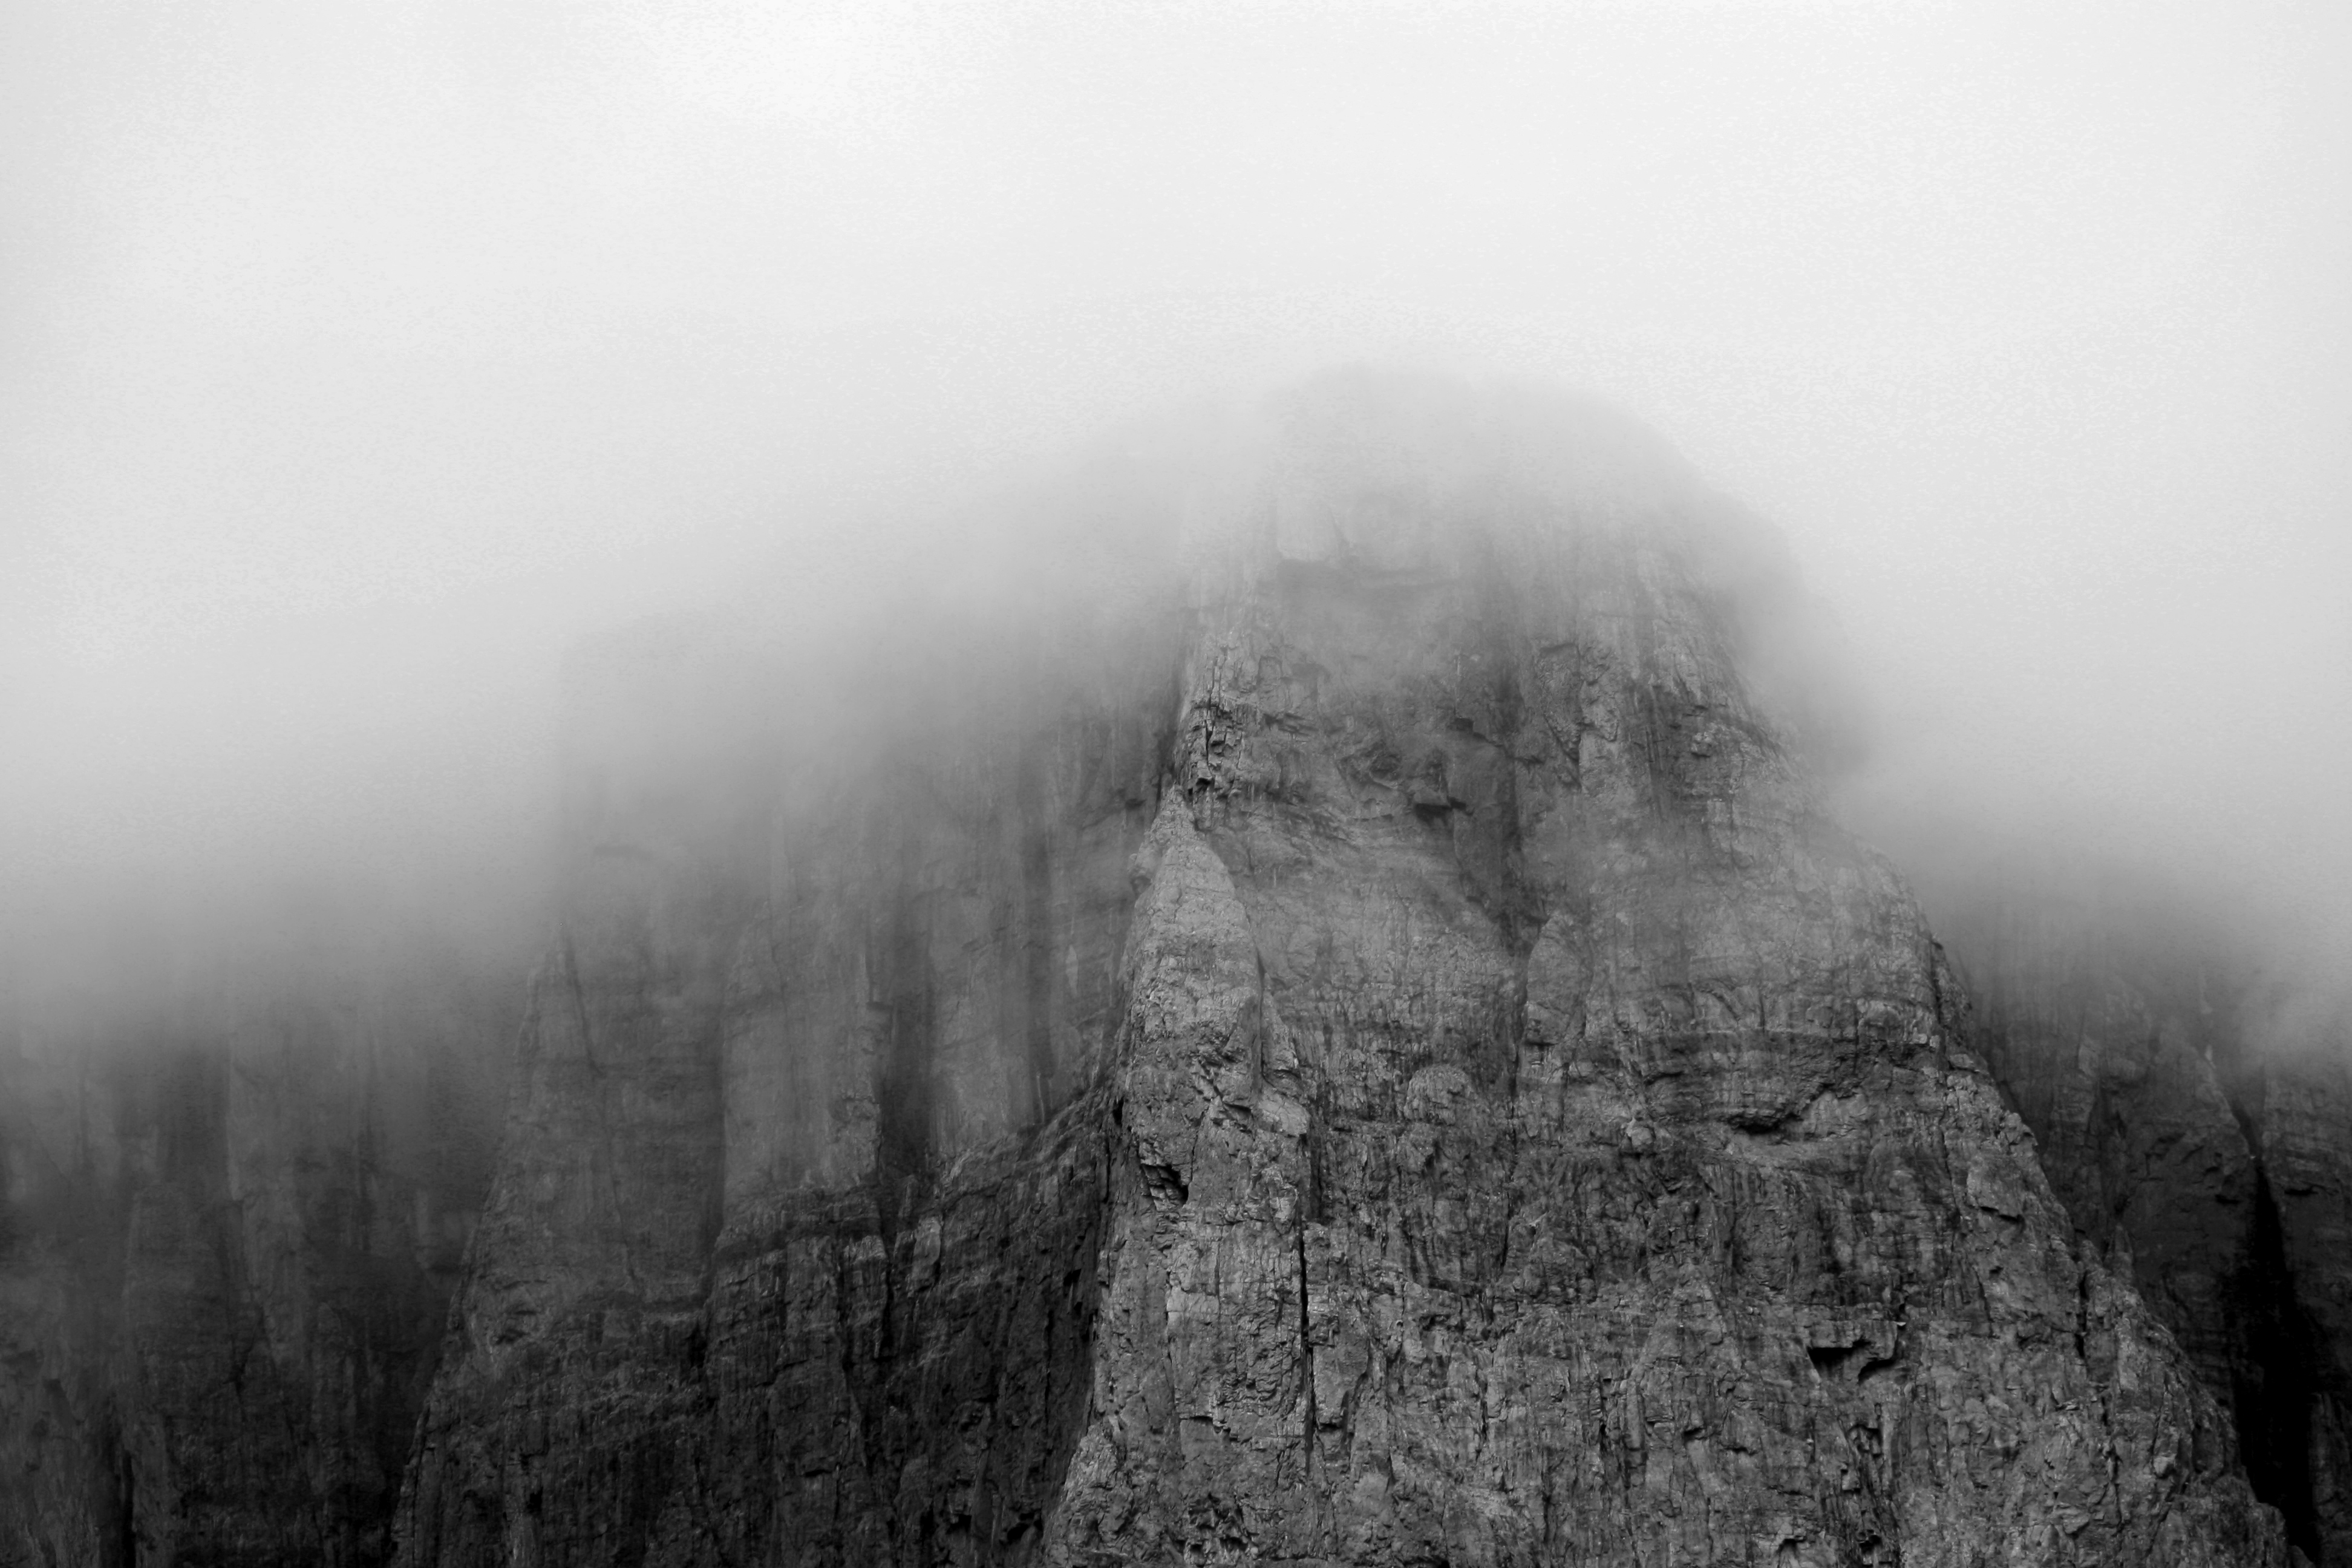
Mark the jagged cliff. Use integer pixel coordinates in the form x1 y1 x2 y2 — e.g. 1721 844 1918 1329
1917 863 2352 1564
1 370 2331 1564
390 372 2291 1565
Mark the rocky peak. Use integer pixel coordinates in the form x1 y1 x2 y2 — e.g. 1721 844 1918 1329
1 369 2318 1566
387 370 2294 1564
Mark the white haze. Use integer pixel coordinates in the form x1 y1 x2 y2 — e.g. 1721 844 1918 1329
3 2 2349 1003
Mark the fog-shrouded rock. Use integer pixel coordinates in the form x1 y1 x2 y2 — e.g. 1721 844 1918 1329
0 934 521 1568
1903 849 2352 1567
374 370 2295 1566
7 369 2332 1566
2255 1046 2352 1566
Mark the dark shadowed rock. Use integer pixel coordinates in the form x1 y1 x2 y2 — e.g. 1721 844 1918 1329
0 935 519 1566
1906 846 2352 1566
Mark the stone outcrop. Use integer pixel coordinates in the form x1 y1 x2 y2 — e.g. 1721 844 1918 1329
1918 863 2352 1564
383 371 2293 1565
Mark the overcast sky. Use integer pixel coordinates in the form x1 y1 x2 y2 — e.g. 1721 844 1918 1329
4 1 2348 967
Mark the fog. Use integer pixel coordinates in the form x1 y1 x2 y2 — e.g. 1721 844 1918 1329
5 1 2350 1020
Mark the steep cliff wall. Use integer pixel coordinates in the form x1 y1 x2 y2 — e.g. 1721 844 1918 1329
389 371 2294 1566
393 598 1181 1564
1918 861 2352 1566
2256 1048 2352 1566
0 943 517 1567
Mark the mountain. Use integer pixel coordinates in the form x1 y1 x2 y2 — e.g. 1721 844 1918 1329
1 369 2331 1564
1902 849 2352 1566
0 925 520 1565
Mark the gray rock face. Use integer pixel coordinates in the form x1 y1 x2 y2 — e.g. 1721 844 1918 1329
381 372 2290 1565
0 950 516 1567
391 589 1178 1564
1920 866 2352 1565
1 372 2319 1564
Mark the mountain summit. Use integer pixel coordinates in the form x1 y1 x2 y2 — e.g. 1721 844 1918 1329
2 371 2323 1566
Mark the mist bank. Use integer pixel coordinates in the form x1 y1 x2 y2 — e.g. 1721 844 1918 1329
1840 782 2352 1063
9 364 2342 1062
10 0 2348 1067
5 364 2346 1067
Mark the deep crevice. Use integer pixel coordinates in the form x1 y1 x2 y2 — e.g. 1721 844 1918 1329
2232 1166 2322 1561
1296 1213 1316 1469
1806 1343 1857 1375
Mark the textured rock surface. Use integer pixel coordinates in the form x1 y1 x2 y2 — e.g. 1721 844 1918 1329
2 371 2321 1564
1920 861 2352 1565
381 373 2294 1565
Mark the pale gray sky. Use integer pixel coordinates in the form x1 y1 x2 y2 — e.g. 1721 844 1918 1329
4 1 2348 965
